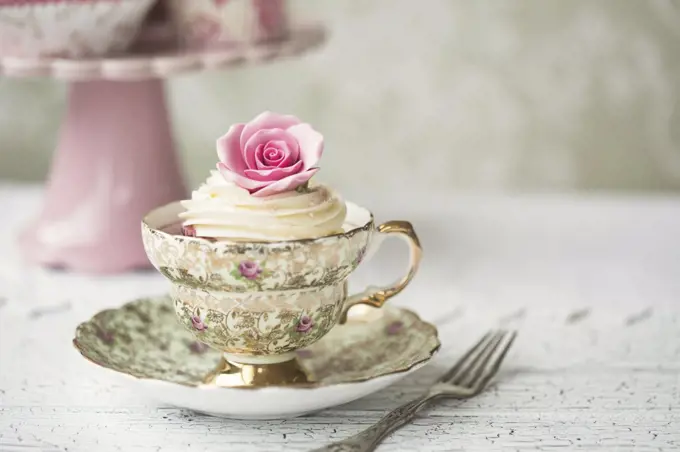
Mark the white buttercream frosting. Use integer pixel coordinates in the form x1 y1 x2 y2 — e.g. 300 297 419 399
179 170 347 241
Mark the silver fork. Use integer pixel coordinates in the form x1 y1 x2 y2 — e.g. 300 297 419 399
312 330 517 452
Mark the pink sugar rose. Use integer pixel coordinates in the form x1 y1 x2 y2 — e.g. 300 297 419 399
216 111 323 197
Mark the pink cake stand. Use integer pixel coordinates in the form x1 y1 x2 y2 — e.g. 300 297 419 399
1 25 325 273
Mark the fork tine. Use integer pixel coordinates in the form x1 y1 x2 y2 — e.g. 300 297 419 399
471 331 517 391
457 331 510 387
437 331 496 384
452 332 505 386
436 332 494 383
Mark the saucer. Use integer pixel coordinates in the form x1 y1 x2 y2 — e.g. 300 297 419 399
73 295 440 419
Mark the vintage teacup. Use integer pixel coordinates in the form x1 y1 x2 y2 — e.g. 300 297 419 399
142 200 421 385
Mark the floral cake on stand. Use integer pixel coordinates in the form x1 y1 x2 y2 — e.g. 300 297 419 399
0 0 325 273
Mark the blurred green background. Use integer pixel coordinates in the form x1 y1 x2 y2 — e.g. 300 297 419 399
2 0 679 193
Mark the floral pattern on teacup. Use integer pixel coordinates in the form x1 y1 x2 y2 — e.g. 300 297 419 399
141 200 376 357
237 260 262 280
172 282 345 355
143 222 371 294
296 314 314 333
191 310 208 331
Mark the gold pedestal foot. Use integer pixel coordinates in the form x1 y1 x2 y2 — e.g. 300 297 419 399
203 357 312 388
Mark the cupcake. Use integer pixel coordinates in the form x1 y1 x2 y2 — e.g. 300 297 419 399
179 111 347 241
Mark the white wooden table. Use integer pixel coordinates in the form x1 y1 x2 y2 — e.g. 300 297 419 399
0 185 679 451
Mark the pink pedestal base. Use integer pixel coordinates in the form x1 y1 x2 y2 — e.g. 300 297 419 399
20 79 187 273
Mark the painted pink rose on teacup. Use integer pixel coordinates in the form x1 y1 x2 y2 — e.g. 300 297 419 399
216 111 323 197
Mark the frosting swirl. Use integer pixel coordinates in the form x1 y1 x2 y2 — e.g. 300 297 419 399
179 171 347 241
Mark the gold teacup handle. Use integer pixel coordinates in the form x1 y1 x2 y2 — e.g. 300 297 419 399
339 220 422 324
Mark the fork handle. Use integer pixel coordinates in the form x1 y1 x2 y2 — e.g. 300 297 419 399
312 394 434 452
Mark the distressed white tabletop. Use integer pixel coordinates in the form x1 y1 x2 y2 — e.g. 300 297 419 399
0 185 678 451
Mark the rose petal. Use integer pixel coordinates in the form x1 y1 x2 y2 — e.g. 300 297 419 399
264 145 285 164
217 163 270 191
286 123 323 170
244 129 298 170
275 140 300 167
250 168 319 197
240 111 301 150
255 141 290 169
216 123 246 174
244 160 303 182
254 144 269 169
264 146 284 163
